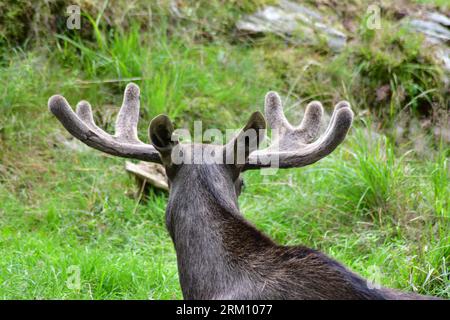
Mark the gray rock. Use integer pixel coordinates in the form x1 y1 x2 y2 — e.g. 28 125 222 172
408 19 450 44
404 11 450 75
426 12 450 27
236 0 347 52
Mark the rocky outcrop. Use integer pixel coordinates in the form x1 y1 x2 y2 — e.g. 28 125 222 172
236 0 347 52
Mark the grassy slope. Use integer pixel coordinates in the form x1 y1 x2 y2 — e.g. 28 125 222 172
0 1 448 299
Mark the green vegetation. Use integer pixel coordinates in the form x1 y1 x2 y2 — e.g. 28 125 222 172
0 0 448 299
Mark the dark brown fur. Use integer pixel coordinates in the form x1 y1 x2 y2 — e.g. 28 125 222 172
162 159 438 300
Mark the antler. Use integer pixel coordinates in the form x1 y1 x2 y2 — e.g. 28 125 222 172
48 83 161 163
245 92 353 170
49 84 352 169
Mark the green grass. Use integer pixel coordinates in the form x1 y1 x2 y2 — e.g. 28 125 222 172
0 0 449 299
1 120 447 298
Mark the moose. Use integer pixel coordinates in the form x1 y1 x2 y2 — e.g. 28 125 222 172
48 83 438 300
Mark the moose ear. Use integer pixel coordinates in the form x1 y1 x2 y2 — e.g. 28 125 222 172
226 111 266 171
149 114 178 164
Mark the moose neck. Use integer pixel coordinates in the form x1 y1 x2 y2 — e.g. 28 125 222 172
164 165 255 299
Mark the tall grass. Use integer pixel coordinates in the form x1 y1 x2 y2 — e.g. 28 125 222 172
53 21 281 129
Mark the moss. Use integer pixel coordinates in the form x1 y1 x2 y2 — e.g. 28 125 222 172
350 20 445 118
0 0 35 46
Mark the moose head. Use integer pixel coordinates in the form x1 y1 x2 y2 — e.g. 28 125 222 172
48 83 353 199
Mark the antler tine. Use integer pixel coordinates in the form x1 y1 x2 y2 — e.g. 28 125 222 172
245 93 353 170
115 83 140 143
307 103 353 154
75 100 111 140
48 83 161 163
297 101 323 143
264 93 324 145
324 100 351 137
264 91 292 132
